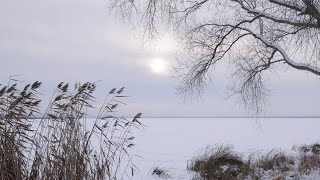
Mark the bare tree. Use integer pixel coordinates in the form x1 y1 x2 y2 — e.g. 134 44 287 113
108 0 320 114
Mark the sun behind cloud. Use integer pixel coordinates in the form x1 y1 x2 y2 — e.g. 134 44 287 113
149 57 170 75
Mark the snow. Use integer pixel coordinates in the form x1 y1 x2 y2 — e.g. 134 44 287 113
243 170 320 180
128 118 320 179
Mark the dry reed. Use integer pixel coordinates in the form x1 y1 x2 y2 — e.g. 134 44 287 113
0 77 142 180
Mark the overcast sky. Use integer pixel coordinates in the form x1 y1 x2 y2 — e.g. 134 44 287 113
1 0 319 117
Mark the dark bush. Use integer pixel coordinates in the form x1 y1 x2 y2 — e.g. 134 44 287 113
150 166 171 179
187 145 245 180
255 151 295 172
297 143 320 174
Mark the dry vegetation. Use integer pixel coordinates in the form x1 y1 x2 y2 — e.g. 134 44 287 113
150 166 171 179
187 145 247 180
188 144 320 180
297 144 320 174
0 78 142 180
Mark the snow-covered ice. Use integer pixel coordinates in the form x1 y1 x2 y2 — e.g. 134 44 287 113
130 118 320 180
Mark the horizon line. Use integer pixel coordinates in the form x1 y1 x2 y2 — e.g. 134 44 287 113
137 116 320 118
29 115 320 119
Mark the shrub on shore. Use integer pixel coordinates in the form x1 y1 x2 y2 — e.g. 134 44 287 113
297 143 320 174
0 79 142 180
187 145 248 180
188 144 320 180
150 166 171 179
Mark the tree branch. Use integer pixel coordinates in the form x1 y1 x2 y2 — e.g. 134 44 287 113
269 0 304 12
239 27 320 76
234 0 319 28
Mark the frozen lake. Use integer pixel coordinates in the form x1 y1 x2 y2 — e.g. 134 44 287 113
131 118 320 179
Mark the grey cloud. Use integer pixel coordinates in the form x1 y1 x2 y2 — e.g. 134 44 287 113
0 0 319 117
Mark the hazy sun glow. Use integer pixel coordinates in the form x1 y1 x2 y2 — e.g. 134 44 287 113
149 58 169 75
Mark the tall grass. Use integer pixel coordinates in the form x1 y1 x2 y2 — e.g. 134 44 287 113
0 78 142 180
